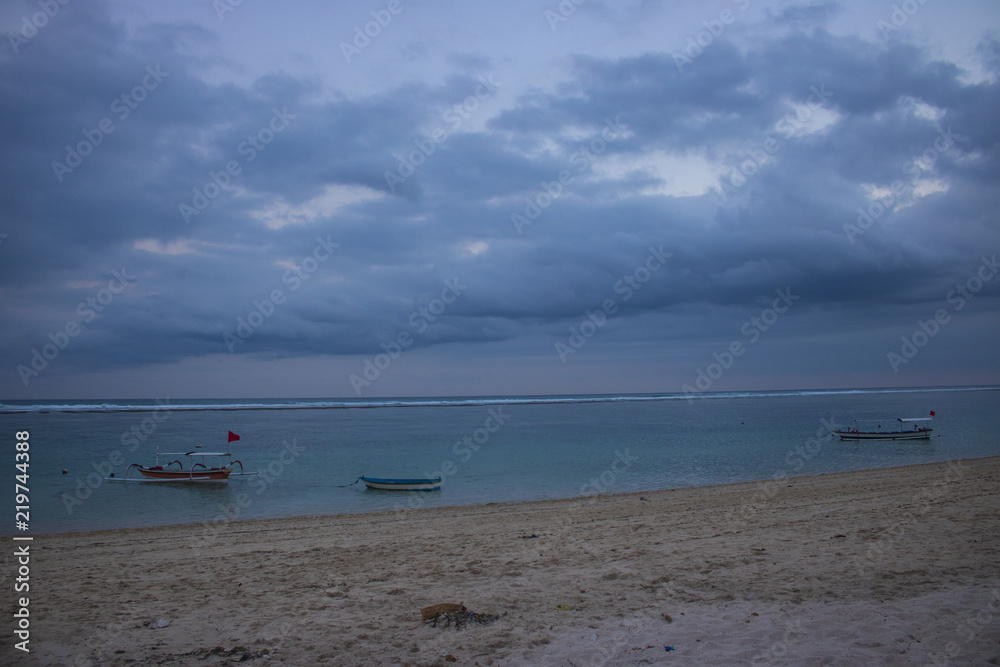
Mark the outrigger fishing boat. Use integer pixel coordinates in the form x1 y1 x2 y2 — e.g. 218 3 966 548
108 431 257 483
832 412 935 441
360 476 442 491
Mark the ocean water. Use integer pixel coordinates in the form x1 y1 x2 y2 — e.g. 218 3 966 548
1 386 998 535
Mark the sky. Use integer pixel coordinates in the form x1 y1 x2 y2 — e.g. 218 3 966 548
0 0 998 400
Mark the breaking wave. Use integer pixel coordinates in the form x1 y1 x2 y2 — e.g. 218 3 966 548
0 386 995 414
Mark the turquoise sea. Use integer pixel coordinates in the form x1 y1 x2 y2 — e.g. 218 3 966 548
1 386 998 535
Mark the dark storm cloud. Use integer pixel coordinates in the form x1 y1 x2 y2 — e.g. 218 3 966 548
0 1 997 391
479 27 1000 310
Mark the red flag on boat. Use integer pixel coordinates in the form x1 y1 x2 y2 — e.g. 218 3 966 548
228 431 240 443
929 411 935 416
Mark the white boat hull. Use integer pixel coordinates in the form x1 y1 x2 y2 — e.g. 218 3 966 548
833 430 932 441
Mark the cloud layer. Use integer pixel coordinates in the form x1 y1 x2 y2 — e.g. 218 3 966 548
1 1 998 398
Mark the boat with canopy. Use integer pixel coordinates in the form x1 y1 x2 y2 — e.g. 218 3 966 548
832 412 935 441
107 431 257 482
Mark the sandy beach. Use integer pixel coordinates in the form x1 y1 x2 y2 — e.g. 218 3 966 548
21 456 1000 665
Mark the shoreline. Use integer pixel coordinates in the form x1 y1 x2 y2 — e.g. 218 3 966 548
28 456 1000 665
31 454 999 538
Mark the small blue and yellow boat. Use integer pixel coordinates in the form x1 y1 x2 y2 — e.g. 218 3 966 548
360 476 442 491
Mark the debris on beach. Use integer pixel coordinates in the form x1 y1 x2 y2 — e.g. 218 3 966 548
422 603 466 621
421 603 502 629
434 609 502 629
